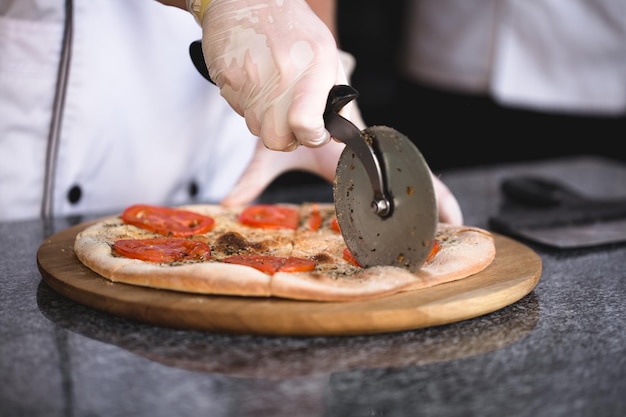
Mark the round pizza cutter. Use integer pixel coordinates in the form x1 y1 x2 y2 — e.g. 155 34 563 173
324 85 437 272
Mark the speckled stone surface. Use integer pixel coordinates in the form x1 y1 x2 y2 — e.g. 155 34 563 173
1 156 625 417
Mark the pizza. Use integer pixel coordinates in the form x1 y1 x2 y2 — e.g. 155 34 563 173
73 203 496 302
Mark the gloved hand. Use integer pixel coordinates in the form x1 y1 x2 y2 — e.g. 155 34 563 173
197 0 347 151
431 174 463 225
220 137 345 207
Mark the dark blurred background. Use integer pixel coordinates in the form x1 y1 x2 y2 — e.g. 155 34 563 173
336 1 625 172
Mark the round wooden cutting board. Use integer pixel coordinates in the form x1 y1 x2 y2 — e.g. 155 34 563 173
37 222 542 336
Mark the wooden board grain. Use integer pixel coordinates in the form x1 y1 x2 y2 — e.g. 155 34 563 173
37 222 542 336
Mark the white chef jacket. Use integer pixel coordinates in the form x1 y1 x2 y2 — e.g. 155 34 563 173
402 0 626 115
0 0 256 221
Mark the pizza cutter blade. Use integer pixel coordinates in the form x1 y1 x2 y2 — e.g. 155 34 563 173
324 85 438 272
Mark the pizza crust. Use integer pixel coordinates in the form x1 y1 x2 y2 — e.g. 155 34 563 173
270 266 417 302
407 225 496 291
111 261 271 297
74 232 132 278
73 204 497 302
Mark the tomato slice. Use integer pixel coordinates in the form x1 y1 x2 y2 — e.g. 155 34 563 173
308 203 322 231
238 205 300 230
425 240 441 264
121 204 215 237
113 238 212 263
277 257 317 273
222 255 316 275
342 247 361 267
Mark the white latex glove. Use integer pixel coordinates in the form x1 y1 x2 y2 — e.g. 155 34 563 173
221 137 345 207
431 174 463 225
198 0 347 151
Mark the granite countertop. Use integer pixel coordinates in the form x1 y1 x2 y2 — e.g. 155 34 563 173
1 156 624 417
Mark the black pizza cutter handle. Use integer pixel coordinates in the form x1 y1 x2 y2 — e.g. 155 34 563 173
190 40 214 84
323 85 392 217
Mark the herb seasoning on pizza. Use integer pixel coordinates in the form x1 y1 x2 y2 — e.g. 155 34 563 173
73 203 496 302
